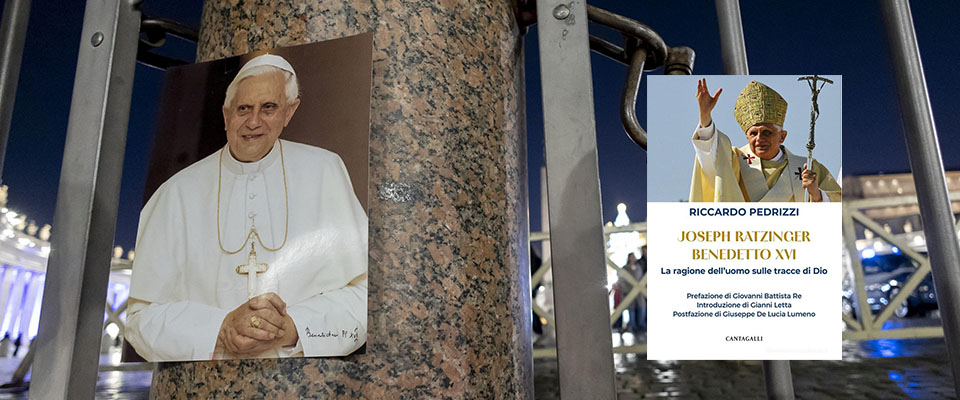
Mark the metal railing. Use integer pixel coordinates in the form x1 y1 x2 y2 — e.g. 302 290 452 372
531 222 647 358
840 192 960 341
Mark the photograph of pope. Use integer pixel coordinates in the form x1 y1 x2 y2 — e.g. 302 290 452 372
125 54 368 361
690 78 841 202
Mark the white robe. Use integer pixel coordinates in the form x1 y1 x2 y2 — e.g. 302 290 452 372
125 139 368 361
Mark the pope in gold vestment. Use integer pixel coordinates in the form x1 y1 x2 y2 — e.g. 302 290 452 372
689 79 841 203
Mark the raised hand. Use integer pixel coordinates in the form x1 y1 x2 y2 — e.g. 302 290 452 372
696 78 722 128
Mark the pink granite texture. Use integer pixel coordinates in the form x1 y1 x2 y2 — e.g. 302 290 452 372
150 0 533 398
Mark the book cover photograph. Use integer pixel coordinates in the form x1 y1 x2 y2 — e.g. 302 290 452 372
646 75 842 360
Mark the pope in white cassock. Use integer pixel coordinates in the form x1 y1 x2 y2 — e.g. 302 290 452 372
125 54 368 361
689 78 841 202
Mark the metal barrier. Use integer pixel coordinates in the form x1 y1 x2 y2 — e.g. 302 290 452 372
31 0 141 398
531 222 647 358
533 1 693 396
880 0 960 392
840 193 960 341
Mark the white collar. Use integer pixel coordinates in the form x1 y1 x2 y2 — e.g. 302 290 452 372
758 146 784 162
771 147 784 162
222 140 281 175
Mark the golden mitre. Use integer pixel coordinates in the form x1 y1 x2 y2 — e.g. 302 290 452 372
733 81 787 132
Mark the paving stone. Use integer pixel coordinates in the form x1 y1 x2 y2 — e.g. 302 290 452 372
535 338 958 399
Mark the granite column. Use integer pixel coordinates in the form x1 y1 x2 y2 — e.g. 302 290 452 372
151 1 533 398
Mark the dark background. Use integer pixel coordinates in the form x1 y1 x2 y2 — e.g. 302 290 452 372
0 2 957 250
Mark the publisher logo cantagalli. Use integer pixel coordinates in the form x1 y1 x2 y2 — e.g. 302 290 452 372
725 335 764 342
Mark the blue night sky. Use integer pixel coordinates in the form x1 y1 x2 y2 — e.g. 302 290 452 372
2 2 959 250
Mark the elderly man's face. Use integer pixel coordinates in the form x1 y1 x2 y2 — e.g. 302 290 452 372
745 122 787 160
223 70 300 162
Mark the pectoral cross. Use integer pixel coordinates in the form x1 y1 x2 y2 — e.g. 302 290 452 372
236 242 269 299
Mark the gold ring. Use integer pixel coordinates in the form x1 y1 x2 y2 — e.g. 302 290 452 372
250 315 262 328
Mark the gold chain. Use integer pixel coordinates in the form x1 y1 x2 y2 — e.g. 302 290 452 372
217 140 289 254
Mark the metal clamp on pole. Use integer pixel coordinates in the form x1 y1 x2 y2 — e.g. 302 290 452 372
514 2 695 151
586 5 668 69
137 15 198 70
585 6 695 150
619 47 648 148
536 0 617 398
30 0 142 398
881 0 960 394
606 44 695 150
665 46 695 75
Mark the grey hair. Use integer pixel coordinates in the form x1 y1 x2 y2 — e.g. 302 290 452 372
222 65 299 110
